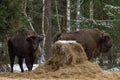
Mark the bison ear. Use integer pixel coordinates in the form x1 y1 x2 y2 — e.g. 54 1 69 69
95 28 103 40
100 33 105 41
100 33 110 42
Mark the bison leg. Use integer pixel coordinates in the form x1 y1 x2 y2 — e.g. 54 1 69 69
25 57 33 71
8 40 15 72
18 57 24 72
9 55 15 72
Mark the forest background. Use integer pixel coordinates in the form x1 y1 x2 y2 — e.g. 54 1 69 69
0 0 120 71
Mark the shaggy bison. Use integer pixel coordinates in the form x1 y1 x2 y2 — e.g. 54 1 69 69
8 30 42 72
53 28 112 60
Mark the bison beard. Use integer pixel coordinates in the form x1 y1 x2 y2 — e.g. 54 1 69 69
8 30 42 72
53 28 112 60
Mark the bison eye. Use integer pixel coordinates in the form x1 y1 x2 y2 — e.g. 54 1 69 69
26 37 33 42
39 37 43 41
104 36 110 41
101 36 110 42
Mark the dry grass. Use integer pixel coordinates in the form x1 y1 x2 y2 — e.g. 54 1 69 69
0 41 120 80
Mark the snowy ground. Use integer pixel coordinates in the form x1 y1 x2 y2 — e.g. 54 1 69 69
8 64 39 72
105 67 120 72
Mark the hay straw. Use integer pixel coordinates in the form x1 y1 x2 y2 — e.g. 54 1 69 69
0 41 120 80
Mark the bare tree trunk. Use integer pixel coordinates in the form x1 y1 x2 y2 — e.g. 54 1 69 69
66 0 71 32
76 0 80 31
37 0 46 63
24 0 35 31
44 0 52 60
76 0 84 31
55 0 61 32
42 0 46 49
89 0 94 20
89 0 94 28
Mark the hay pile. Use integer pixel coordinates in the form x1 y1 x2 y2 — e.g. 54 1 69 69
32 41 103 78
39 40 88 71
0 40 120 80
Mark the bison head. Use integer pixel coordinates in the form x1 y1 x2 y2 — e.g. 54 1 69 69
26 30 43 51
100 32 112 53
26 36 42 50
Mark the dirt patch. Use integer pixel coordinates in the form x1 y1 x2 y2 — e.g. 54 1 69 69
0 41 120 80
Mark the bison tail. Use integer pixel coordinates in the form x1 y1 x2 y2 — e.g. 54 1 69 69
7 39 14 55
53 33 62 43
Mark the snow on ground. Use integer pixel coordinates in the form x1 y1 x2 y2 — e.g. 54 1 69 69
8 64 39 72
106 67 120 72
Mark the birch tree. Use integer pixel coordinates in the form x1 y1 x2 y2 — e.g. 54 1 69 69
42 0 46 49
55 0 61 32
24 0 35 31
89 0 94 27
76 0 80 31
76 0 84 30
67 0 71 32
44 0 52 60
89 0 94 20
40 0 46 63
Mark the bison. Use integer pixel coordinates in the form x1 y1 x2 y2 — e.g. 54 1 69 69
8 30 42 72
53 28 112 60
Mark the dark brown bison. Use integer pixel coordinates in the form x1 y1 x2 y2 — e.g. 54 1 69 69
53 28 112 60
8 30 42 72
